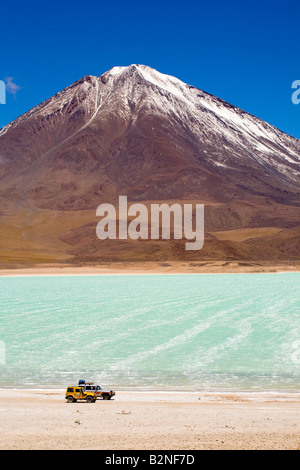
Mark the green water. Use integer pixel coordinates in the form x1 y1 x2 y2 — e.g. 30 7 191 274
0 273 299 391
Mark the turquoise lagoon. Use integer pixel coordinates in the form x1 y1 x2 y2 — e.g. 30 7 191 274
0 273 299 391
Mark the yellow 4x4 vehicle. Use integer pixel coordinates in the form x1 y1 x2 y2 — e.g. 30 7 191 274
65 386 97 403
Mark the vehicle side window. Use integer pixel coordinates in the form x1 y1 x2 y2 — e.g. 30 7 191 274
67 388 74 392
75 388 81 392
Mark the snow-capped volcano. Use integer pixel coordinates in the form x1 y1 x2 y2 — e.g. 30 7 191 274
0 65 299 265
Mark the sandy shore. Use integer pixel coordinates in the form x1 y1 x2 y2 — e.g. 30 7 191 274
0 389 299 450
0 261 300 276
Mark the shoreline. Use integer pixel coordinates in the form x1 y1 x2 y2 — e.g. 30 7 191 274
0 261 300 276
0 389 299 450
1 388 300 399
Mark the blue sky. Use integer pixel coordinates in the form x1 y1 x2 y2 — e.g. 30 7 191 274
1 0 300 138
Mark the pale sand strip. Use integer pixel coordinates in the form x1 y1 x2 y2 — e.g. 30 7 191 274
0 389 299 450
0 261 300 277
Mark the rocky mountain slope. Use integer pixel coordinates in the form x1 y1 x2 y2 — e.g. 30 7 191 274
0 65 299 267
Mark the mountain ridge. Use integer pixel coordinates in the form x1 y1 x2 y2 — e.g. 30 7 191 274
0 64 299 267
2 64 299 143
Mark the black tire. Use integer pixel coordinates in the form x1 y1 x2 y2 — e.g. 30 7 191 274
86 396 94 403
102 394 110 400
67 396 74 403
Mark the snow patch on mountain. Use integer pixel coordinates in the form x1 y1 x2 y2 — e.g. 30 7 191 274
1 64 299 189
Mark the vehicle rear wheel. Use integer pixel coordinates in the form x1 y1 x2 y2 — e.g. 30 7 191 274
67 396 74 403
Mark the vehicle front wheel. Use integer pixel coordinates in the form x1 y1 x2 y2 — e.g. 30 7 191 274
86 396 95 403
102 394 110 400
